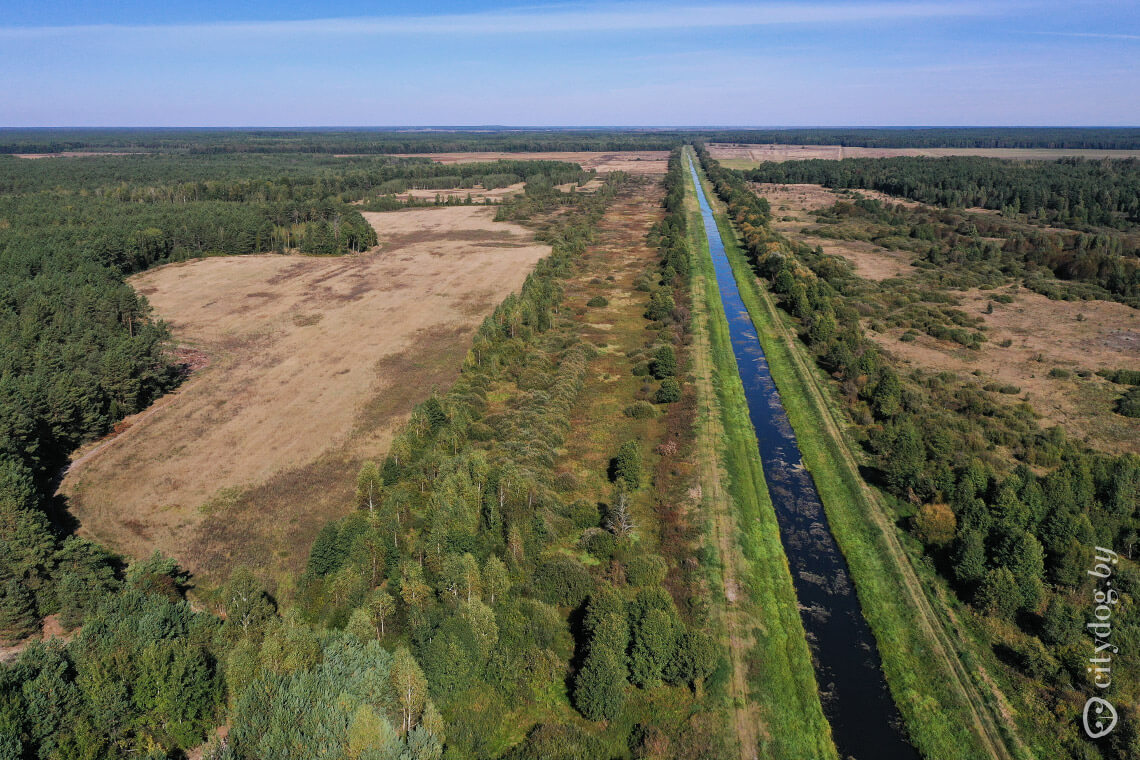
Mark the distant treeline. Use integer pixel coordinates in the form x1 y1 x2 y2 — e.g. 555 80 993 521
710 127 1140 151
0 154 589 195
6 127 1140 154
742 155 1140 228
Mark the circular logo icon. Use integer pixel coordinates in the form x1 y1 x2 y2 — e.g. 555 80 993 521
1083 697 1118 739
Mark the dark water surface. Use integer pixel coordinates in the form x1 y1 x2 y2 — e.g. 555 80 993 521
688 157 919 760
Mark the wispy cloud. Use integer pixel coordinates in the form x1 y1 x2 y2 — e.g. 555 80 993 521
0 2 995 40
1029 31 1140 41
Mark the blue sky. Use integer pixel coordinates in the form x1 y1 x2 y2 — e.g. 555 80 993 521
1 1 1137 126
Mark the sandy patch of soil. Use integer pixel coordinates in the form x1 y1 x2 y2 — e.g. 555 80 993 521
394 151 670 175
869 286 1140 454
61 206 549 579
393 182 526 202
0 615 74 664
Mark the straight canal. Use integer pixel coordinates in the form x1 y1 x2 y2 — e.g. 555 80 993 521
687 154 919 760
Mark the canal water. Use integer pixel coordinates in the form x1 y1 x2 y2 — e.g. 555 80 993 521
687 156 919 760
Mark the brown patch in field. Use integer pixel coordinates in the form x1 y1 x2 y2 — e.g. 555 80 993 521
61 206 549 582
556 178 605 193
391 182 526 203
393 151 670 175
798 233 914 281
754 183 917 280
709 143 1140 167
869 286 1140 454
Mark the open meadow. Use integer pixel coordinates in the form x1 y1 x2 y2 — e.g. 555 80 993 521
61 206 550 582
871 287 1140 455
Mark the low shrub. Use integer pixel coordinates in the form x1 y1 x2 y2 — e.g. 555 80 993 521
623 401 657 419
654 377 681 404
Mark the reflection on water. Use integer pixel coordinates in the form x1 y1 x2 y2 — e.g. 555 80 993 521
688 157 919 760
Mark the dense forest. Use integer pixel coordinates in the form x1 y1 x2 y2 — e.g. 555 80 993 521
696 144 1140 759
0 154 588 196
4 127 1140 155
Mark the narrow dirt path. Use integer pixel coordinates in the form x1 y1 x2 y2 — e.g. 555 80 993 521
62 378 195 478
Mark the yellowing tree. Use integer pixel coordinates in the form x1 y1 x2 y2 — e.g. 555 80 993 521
390 646 428 735
356 461 382 513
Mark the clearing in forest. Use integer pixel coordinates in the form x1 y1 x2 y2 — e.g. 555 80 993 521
870 286 1140 455
61 206 550 583
708 142 1140 168
755 182 917 280
751 182 1140 455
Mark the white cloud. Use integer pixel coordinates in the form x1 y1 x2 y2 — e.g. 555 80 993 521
0 2 995 40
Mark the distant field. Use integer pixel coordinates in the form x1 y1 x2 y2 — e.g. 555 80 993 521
395 150 670 174
710 142 1140 168
751 180 1140 455
875 288 1140 456
758 182 919 280
61 206 549 582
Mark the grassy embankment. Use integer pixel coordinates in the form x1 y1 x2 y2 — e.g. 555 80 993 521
687 147 1028 760
683 150 838 760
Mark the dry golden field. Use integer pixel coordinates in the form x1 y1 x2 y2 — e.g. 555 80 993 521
61 206 549 583
758 182 918 280
870 287 1140 456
